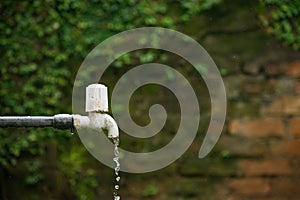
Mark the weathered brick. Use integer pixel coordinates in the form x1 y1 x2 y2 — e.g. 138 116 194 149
265 78 277 95
229 118 284 137
287 60 300 77
271 178 300 196
242 63 261 75
264 62 288 76
289 117 300 137
226 178 270 196
177 157 237 177
263 97 284 116
243 82 262 94
224 75 264 99
274 78 296 95
264 78 295 96
228 100 261 118
218 136 266 156
270 139 300 156
172 178 216 198
284 96 300 115
263 96 300 116
238 159 291 176
296 80 300 94
252 197 297 200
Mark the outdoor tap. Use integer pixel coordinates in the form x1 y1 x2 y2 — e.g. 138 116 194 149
0 83 118 138
73 84 119 138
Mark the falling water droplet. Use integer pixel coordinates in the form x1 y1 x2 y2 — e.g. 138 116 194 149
113 137 121 200
114 192 120 200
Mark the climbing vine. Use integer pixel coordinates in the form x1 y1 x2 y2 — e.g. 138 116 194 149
0 0 223 198
258 0 300 50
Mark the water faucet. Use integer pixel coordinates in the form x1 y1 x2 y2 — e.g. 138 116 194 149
0 84 119 138
73 84 119 138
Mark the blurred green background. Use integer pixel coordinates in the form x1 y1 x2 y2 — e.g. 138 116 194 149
1 0 300 199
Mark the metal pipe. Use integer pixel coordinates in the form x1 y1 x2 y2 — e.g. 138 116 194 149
0 84 119 138
0 114 73 130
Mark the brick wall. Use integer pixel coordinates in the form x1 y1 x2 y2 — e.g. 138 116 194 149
120 7 300 200
218 60 300 200
133 60 300 200
121 61 300 200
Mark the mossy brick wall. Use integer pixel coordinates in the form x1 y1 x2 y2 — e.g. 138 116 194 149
218 60 300 200
120 61 300 200
171 59 300 199
74 3 300 199
118 23 300 200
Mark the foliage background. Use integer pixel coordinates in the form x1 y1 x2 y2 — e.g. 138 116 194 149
0 0 299 199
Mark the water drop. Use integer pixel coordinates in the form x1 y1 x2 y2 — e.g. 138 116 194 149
113 137 121 199
114 192 121 200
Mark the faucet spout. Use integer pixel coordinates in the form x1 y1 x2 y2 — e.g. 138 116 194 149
73 84 119 138
89 112 119 138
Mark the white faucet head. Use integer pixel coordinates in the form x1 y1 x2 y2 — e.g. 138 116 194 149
74 83 119 138
86 84 109 112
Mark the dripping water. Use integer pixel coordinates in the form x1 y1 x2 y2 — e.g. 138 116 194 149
113 137 120 200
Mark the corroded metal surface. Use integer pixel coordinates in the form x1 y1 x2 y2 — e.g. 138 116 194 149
0 114 73 130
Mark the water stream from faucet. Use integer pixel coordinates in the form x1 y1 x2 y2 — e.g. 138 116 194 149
113 137 121 200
